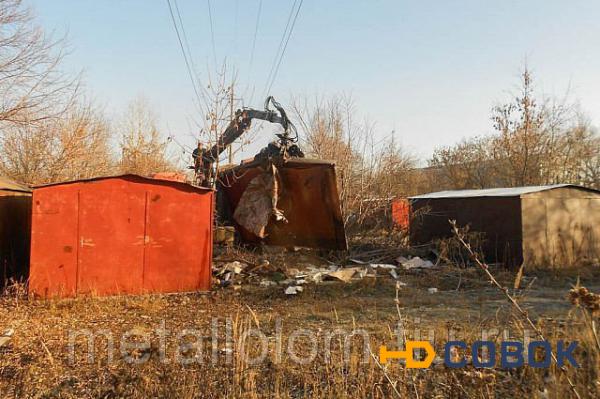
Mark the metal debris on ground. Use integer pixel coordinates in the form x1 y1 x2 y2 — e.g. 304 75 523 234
0 329 14 348
285 286 303 295
213 261 248 287
369 263 397 269
326 267 362 283
428 288 438 294
212 249 436 294
397 256 435 270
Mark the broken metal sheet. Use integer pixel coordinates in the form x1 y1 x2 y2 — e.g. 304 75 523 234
0 329 14 348
219 158 347 250
370 263 397 270
232 165 285 238
325 267 362 283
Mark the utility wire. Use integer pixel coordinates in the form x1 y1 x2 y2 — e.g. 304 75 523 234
265 0 303 97
207 0 218 68
172 0 209 102
263 0 298 98
249 0 262 73
166 0 205 112
246 0 263 105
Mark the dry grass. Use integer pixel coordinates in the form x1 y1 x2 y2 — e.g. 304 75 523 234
0 264 599 398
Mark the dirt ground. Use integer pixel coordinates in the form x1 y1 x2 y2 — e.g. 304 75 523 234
0 254 599 398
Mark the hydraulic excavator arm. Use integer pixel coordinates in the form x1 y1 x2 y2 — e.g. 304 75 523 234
193 96 302 187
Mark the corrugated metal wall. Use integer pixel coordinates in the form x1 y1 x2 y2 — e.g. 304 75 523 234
410 196 523 266
29 176 213 297
521 187 600 267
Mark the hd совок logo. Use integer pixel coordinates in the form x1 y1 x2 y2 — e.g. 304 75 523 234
379 340 579 369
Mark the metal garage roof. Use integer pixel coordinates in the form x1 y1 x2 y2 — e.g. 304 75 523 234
410 184 599 199
0 176 31 193
34 174 211 192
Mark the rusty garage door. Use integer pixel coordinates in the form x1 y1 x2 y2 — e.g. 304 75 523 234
29 175 213 298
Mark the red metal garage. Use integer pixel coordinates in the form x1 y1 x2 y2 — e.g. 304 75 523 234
29 175 213 297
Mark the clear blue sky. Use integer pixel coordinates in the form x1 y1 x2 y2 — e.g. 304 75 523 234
28 0 600 162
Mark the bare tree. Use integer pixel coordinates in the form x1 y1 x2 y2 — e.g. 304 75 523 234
0 100 114 184
429 136 494 190
293 94 415 230
372 133 417 197
490 68 549 186
428 68 600 190
0 0 78 126
119 97 174 176
293 95 368 225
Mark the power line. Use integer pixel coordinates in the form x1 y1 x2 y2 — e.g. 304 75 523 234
207 0 218 68
263 0 298 98
265 0 303 97
246 0 263 105
173 0 210 100
165 0 205 112
249 0 263 73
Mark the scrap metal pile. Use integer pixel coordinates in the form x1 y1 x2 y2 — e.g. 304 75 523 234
212 249 438 295
194 97 347 251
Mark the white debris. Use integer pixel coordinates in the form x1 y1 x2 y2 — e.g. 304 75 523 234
216 261 246 276
310 271 326 283
260 280 277 287
287 268 300 277
398 256 435 270
0 329 14 348
285 286 303 295
357 268 370 279
428 288 438 294
389 269 399 279
370 263 397 270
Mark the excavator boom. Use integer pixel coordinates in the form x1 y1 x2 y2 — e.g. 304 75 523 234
193 96 294 187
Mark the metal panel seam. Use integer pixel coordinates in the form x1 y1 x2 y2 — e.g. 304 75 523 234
142 191 149 291
206 191 214 289
75 190 81 295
